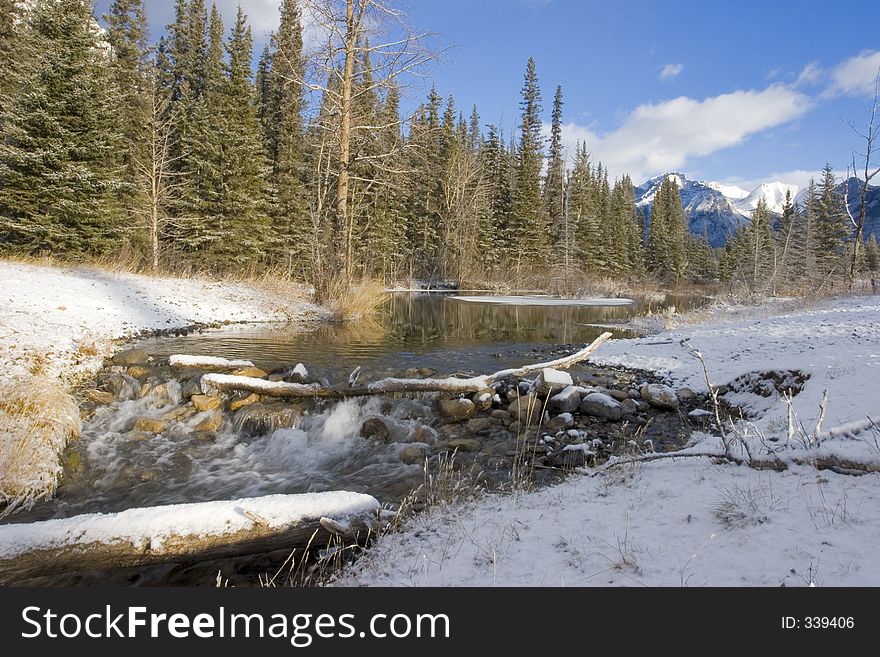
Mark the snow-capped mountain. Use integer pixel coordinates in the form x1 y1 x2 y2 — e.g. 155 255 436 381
632 173 879 247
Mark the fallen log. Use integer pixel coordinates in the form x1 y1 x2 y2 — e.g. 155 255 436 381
200 332 614 399
0 491 379 584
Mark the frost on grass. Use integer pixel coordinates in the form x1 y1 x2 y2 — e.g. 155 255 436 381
0 376 79 517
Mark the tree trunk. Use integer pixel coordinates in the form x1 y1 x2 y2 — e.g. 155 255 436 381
336 0 356 282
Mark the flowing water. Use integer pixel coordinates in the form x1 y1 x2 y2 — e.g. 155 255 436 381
11 293 703 524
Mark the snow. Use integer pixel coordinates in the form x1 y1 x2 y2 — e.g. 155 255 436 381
539 368 573 387
336 294 880 587
706 181 750 200
0 492 379 559
292 363 309 379
336 459 880 587
169 355 255 369
201 373 323 396
452 296 635 307
734 181 800 216
0 261 324 384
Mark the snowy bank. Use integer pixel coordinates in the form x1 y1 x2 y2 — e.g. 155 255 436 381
0 260 325 510
336 294 880 587
0 260 325 383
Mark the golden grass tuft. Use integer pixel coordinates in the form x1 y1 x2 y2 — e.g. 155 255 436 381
0 375 80 517
323 277 388 322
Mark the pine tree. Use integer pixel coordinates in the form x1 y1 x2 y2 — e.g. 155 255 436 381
544 85 566 257
744 198 775 290
0 0 23 136
105 0 150 248
0 0 125 255
512 57 547 266
865 234 880 276
265 0 309 270
813 163 848 278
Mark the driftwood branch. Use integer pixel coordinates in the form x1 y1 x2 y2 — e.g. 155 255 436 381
200 332 614 399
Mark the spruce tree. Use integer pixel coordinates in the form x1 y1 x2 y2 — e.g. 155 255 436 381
0 0 22 136
545 85 566 256
813 163 848 278
512 57 547 266
265 0 309 269
0 0 124 255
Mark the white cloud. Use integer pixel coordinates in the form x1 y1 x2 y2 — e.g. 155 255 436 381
794 61 824 88
823 50 880 98
213 0 282 35
659 63 684 81
554 85 811 184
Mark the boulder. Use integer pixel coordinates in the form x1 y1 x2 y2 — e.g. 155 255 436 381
549 386 586 414
410 425 437 445
133 417 168 434
580 393 623 421
491 409 512 422
547 444 594 468
286 364 310 384
127 365 153 381
360 417 391 442
535 368 574 396
160 405 196 423
104 373 141 401
439 398 476 421
677 387 697 401
507 394 539 418
111 349 150 366
640 384 679 410
192 394 222 413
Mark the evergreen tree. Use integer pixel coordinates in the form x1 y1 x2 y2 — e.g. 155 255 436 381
512 57 547 266
0 0 23 136
813 163 848 278
0 0 124 255
865 234 880 276
104 0 150 244
264 0 308 269
544 85 566 255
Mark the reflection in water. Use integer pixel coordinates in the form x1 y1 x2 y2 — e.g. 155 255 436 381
135 293 700 382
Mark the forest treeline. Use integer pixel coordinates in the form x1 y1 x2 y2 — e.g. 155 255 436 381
1 0 876 293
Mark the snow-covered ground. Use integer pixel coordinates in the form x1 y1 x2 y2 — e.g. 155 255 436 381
0 261 325 383
337 295 880 587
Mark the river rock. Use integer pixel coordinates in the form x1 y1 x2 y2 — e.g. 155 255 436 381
547 445 593 469
233 404 303 436
548 413 575 432
181 376 203 400
127 365 153 381
580 393 623 421
508 394 539 417
85 389 115 406
411 425 437 444
439 398 476 421
549 386 586 414
448 438 482 452
160 405 195 423
133 417 169 434
104 373 141 401
640 384 679 410
608 389 630 402
466 417 493 433
125 431 154 442
491 409 512 422
231 366 268 379
360 417 391 442
229 393 261 412
620 398 639 417
472 390 494 411
191 431 218 443
286 363 310 384
194 412 224 432
677 387 697 401
536 368 574 396
111 349 150 366
399 444 430 464
192 394 222 413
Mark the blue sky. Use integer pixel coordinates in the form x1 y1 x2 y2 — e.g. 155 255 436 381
95 0 880 190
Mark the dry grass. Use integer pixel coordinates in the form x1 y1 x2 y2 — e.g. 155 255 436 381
0 375 80 517
322 277 388 322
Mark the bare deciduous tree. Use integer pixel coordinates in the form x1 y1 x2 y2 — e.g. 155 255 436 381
845 70 880 289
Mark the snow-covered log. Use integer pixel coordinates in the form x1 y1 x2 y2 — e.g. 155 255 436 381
200 332 614 399
0 492 379 583
169 355 255 370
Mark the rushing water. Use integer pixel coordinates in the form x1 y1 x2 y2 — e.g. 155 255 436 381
12 293 703 524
